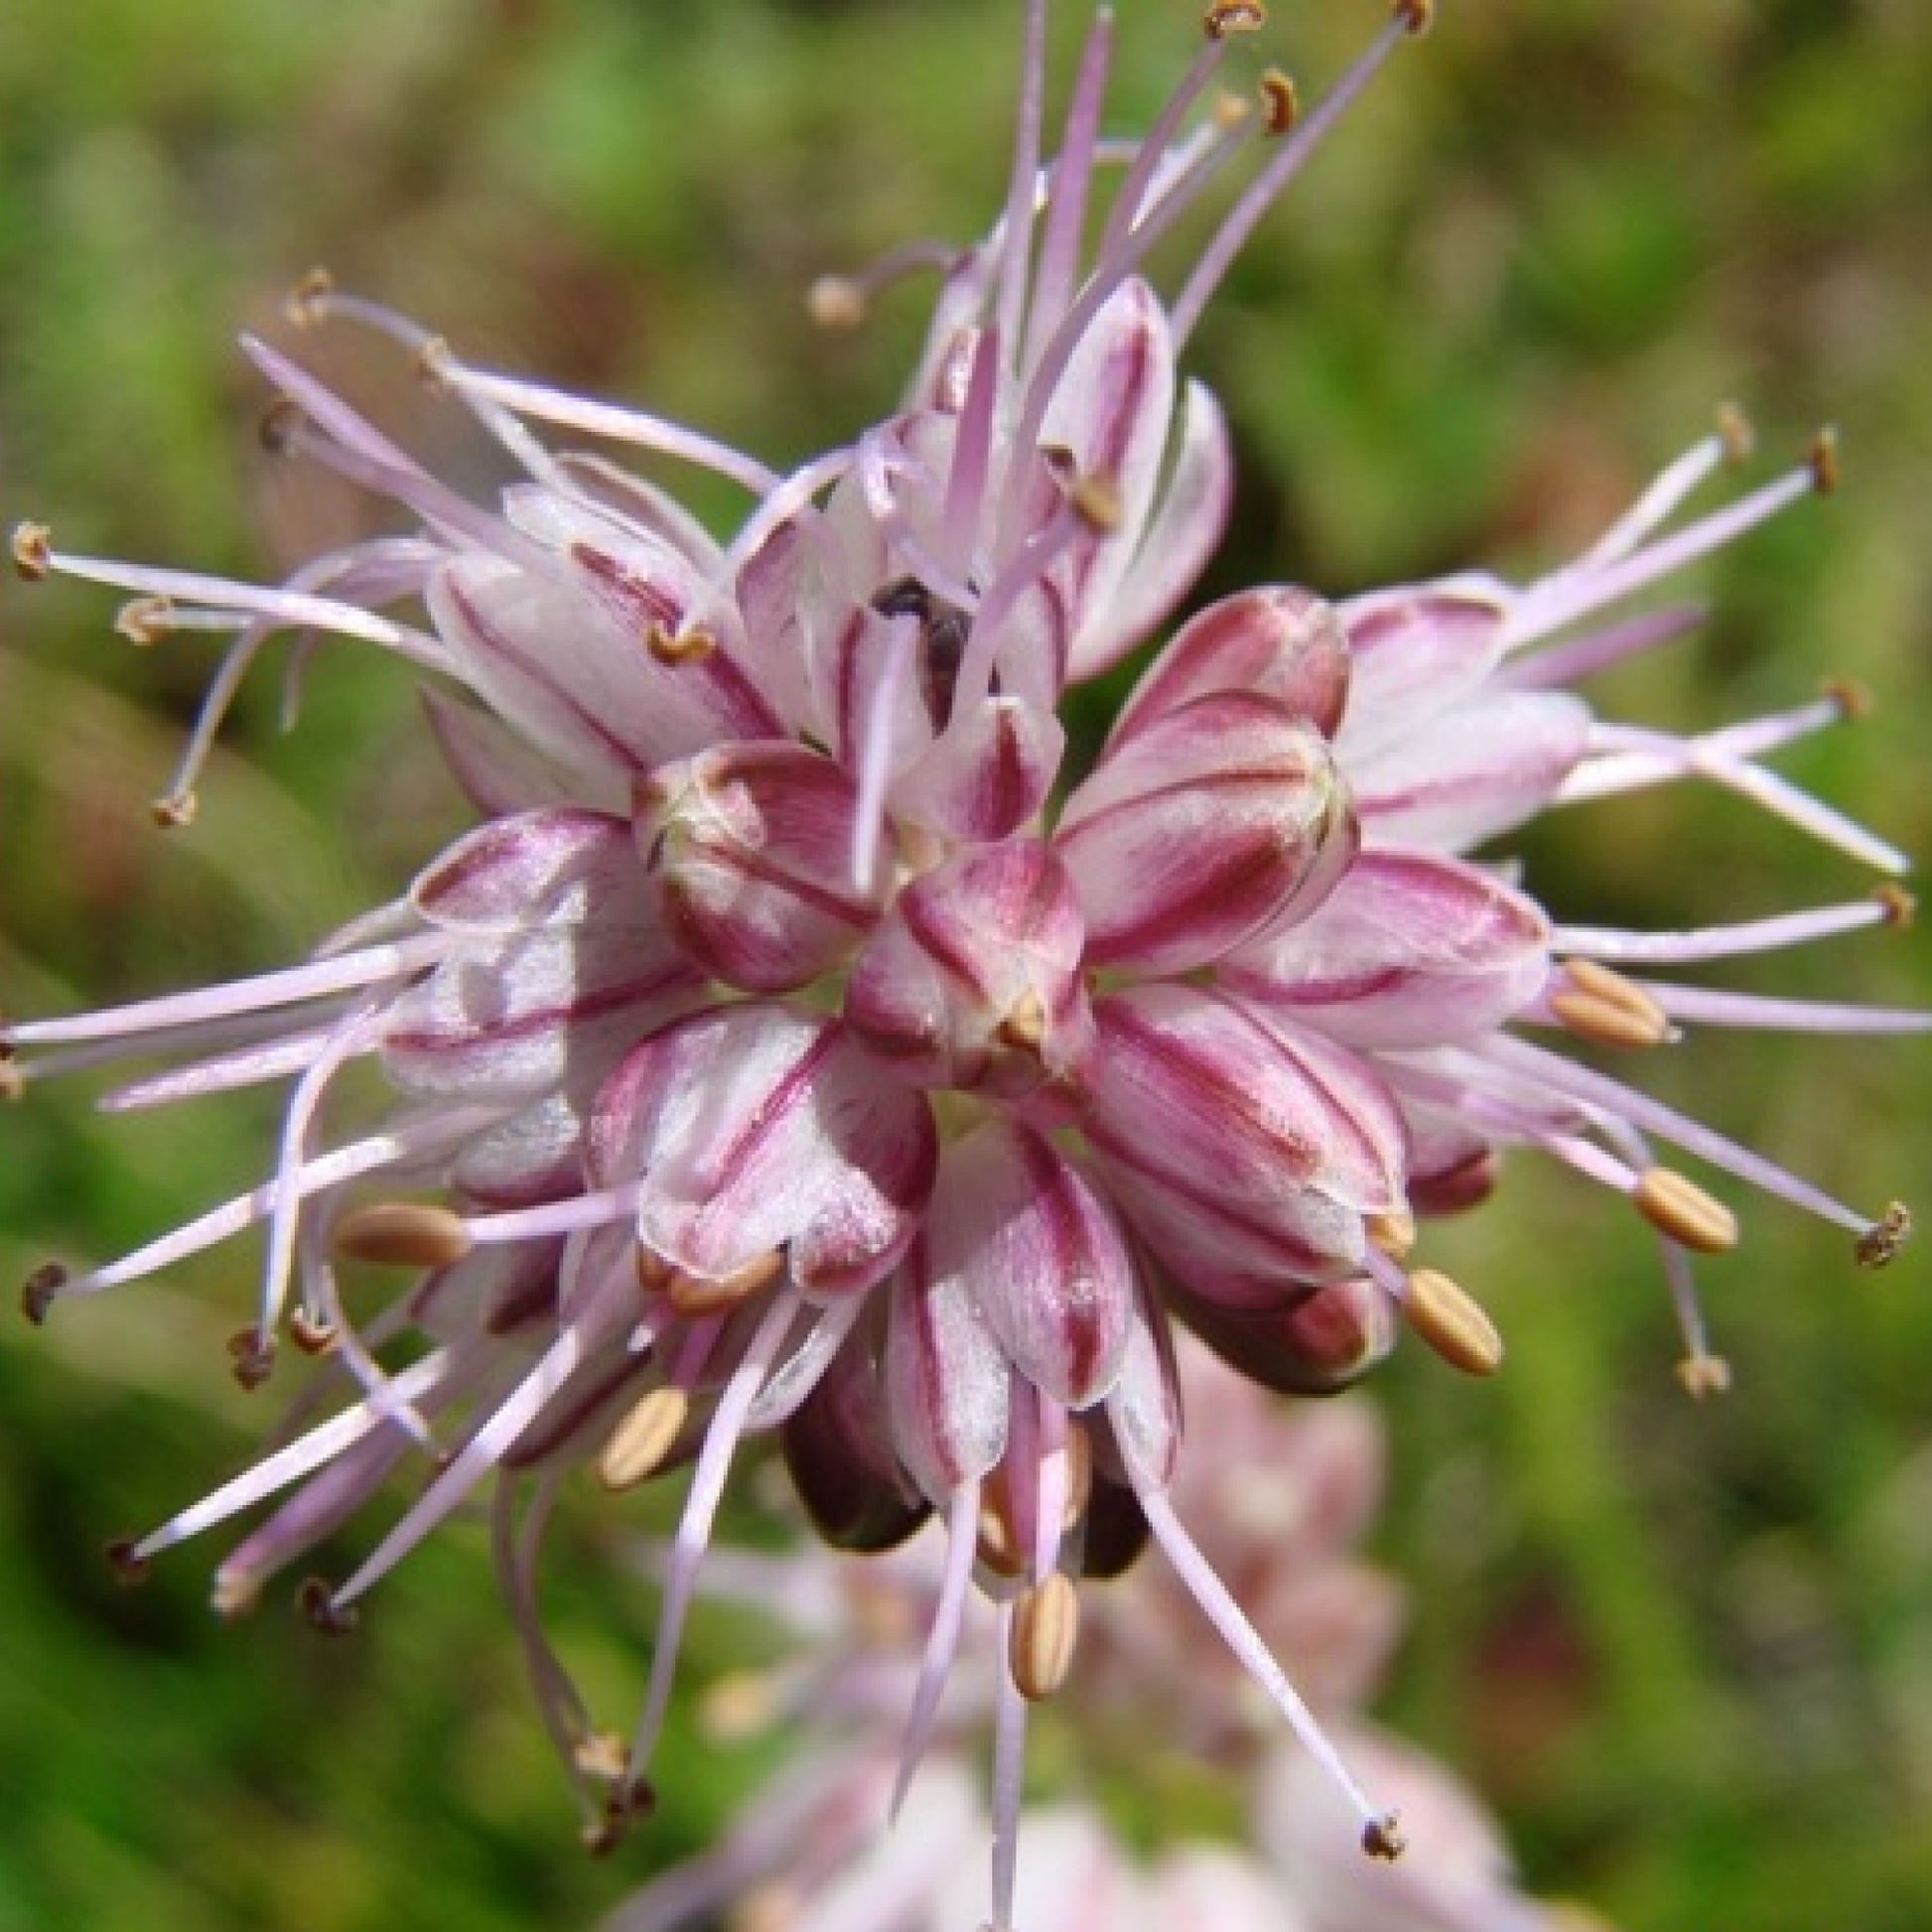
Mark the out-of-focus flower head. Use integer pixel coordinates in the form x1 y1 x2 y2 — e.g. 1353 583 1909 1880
5 0 1922 1923
606 1344 1577 1932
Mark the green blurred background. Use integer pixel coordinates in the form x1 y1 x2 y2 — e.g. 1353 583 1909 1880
2 2 1928 1927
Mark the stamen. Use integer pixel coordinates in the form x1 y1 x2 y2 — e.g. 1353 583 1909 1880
284 265 336 328
890 1486 981 1820
1549 959 1674 1048
657 1250 786 1319
1631 1168 1739 1253
105 1538 153 1586
1203 1 1267 38
1399 1266 1505 1376
1009 1572 1080 1702
333 1202 477 1270
12 519 53 579
228 1325 277 1391
645 621 717 665
598 1386 692 1492
988 1604 1031 1932
1260 69 1300 135
1856 1202 1911 1270
21 1262 69 1324
1676 1353 1733 1400
298 1577 359 1636
805 276 869 331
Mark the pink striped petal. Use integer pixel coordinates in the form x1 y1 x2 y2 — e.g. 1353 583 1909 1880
411 808 644 933
1056 693 1354 976
1218 850 1552 1047
1108 585 1350 748
1069 376 1233 681
889 693 1064 844
844 838 1094 1104
1084 986 1408 1308
1335 587 1507 760
885 1232 1013 1505
926 1120 1135 1410
644 744 880 993
1169 1272 1399 1395
590 1006 936 1297
1349 690 1590 850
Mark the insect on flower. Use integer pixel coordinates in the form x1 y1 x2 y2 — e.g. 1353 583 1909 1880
4 2 1922 1925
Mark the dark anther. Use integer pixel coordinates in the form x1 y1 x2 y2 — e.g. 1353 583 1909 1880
871 575 974 730
105 1537 153 1587
21 1263 69 1325
297 1577 359 1636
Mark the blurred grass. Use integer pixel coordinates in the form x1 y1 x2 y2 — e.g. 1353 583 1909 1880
2 2 1929 1929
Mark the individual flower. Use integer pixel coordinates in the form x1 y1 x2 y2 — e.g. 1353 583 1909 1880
604 1344 1580 1932
3 3 1922 1925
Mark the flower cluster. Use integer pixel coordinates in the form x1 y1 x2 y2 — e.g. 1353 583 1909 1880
607 1342 1582 1932
5 2 1921 1926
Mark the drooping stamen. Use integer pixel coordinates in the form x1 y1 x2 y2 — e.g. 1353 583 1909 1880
1553 410 1752 585
1642 984 1932 1037
1473 1034 1889 1242
618 1289 801 1809
598 1386 692 1492
1555 892 1908 965
995 0 1051 375
1396 1265 1506 1376
1021 10 1115 379
1010 1571 1080 1702
988 1601 1033 1932
1127 1469 1399 1857
1503 438 1833 648
332 1201 477 1270
890 1485 981 1820
806 240 964 331
1170 5 1422 345
435 361 782 499
121 1348 451 1569
1631 1167 1740 1254
1547 959 1675 1050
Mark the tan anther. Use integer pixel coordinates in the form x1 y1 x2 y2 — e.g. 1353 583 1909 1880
1069 470 1123 534
1632 1168 1738 1255
573 1731 628 1783
997 988 1047 1053
11 520 53 581
1821 676 1870 723
1551 959 1671 1049
0 1060 23 1104
210 1567 262 1618
1856 1201 1912 1270
1367 1209 1416 1259
115 596 175 646
151 791 198 829
1808 426 1841 495
21 1262 68 1325
599 1385 692 1491
289 1310 340 1356
258 397 305 457
332 1201 475 1269
699 1671 779 1742
646 620 718 665
1259 69 1299 136
297 1576 358 1635
806 275 867 331
413 335 454 391
227 1325 277 1391
1717 401 1754 464
1010 1572 1081 1703
662 1248 784 1317
1675 1352 1732 1400
1394 0 1436 34
1401 1267 1505 1376
1361 1811 1406 1861
285 265 336 328
634 1243 675 1294
1873 883 1916 928
1203 1 1267 40
105 1537 152 1587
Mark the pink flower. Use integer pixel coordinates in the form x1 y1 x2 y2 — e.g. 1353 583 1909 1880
3 4 1921 1923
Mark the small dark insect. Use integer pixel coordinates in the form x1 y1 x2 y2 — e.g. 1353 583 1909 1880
872 575 974 730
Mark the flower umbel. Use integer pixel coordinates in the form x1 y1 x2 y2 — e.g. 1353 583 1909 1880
6 3 1923 1925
